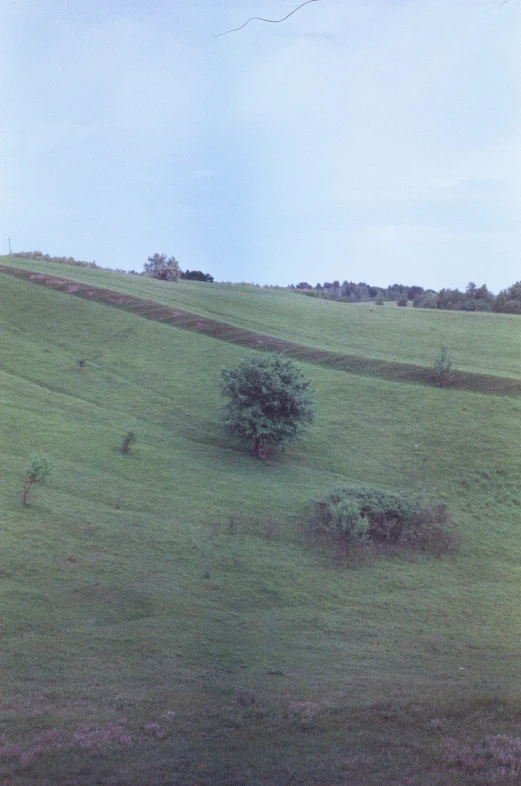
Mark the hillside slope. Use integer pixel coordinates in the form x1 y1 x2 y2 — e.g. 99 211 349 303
1 269 520 785
2 262 520 398
3 255 520 379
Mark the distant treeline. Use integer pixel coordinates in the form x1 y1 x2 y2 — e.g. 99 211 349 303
7 251 521 315
289 280 521 315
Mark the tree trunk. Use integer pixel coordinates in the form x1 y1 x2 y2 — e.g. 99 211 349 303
253 436 268 460
22 481 31 506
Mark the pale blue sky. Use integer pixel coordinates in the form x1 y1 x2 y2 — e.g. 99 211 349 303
2 0 520 290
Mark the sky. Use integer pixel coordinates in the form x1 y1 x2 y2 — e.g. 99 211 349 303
2 0 520 291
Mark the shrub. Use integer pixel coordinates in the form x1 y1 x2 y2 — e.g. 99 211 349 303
23 455 51 506
180 270 214 282
121 431 137 454
433 344 454 387
374 295 384 306
403 503 461 554
323 496 369 544
11 251 97 268
310 486 458 557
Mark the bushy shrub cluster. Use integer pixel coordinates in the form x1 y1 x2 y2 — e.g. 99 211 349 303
310 486 459 556
22 455 51 506
142 253 181 282
181 270 214 282
121 430 137 455
11 251 97 268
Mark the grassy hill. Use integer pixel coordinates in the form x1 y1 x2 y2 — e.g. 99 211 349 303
3 255 521 379
1 259 521 785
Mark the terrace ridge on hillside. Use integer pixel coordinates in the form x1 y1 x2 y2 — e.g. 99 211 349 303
1 263 519 397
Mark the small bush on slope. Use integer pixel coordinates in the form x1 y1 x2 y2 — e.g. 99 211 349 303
121 431 137 455
22 455 51 506
433 344 455 387
310 486 459 557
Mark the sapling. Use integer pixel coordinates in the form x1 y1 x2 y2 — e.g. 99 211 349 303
23 455 51 506
220 354 315 459
121 430 137 455
433 344 454 387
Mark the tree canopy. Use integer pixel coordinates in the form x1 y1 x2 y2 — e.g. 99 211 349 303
142 253 181 282
220 354 315 459
181 270 214 282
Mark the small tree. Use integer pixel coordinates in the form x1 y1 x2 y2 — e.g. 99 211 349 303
221 354 315 459
433 344 454 387
23 455 51 506
142 253 181 282
121 430 137 455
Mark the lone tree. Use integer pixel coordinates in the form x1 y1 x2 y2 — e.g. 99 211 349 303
220 354 315 459
22 455 51 506
143 253 181 282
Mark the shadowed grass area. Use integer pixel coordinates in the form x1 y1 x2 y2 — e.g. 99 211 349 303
0 265 520 784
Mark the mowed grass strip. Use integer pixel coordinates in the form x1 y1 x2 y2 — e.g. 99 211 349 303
1 262 520 396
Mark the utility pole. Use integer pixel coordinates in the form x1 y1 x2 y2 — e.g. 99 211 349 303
8 238 11 255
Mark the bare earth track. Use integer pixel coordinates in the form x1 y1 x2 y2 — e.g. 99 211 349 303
2 263 519 397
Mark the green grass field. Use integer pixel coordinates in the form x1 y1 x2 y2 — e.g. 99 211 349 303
1 258 521 784
3 255 520 379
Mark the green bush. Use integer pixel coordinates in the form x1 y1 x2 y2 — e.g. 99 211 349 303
311 486 459 556
324 496 369 543
180 270 214 282
121 430 137 455
22 455 51 506
220 354 315 459
12 251 97 268
402 503 460 554
433 344 454 387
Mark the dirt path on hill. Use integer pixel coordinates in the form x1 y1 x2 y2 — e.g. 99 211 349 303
2 264 520 397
